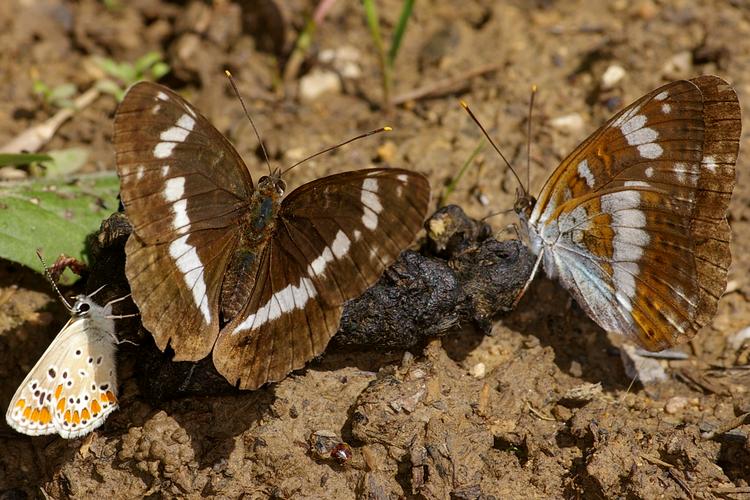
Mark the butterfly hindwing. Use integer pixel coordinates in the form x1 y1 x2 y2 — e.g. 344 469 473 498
523 76 739 350
214 168 430 389
124 228 236 359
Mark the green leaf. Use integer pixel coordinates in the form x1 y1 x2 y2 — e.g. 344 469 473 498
134 51 163 73
95 57 136 85
0 153 53 167
96 78 125 101
0 173 120 283
48 84 77 104
40 148 89 178
150 62 171 81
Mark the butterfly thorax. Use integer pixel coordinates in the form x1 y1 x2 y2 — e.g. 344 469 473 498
220 171 286 322
71 296 117 343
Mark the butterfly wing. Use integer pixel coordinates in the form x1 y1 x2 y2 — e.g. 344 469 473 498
6 305 118 438
213 168 431 389
115 82 251 360
526 76 740 350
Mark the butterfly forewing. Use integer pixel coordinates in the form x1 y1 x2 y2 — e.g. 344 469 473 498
115 82 252 244
524 75 739 350
214 169 430 389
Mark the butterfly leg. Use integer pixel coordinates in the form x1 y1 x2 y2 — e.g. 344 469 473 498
512 247 544 309
104 293 132 307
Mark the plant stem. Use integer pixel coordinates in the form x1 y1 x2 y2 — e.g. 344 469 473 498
362 0 391 110
439 138 485 207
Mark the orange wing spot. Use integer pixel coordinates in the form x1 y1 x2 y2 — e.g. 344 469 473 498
73 411 81 425
91 400 101 415
23 407 32 419
15 399 26 409
57 399 66 413
64 410 72 423
81 408 91 421
100 392 108 403
31 408 40 422
54 384 63 399
40 408 51 424
106 391 117 404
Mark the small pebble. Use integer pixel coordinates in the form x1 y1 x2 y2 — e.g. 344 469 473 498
620 344 668 384
299 69 341 101
601 64 626 90
665 396 688 414
549 113 585 134
729 326 750 350
470 362 486 379
661 51 692 80
377 141 397 163
319 46 362 79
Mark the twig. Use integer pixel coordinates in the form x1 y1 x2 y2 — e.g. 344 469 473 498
701 412 750 440
640 454 674 469
714 486 750 495
526 402 555 421
392 62 504 105
1 86 101 153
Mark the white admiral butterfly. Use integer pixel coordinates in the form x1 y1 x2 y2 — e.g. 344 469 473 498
114 82 431 389
496 75 740 350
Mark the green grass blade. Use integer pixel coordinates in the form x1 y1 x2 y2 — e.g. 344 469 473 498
361 0 392 108
387 0 415 68
362 0 384 53
0 153 53 167
439 138 485 207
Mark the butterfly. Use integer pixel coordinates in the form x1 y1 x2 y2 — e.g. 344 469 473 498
6 289 120 438
476 75 740 351
114 82 431 390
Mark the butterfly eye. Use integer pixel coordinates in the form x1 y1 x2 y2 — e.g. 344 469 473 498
274 179 286 195
76 302 91 315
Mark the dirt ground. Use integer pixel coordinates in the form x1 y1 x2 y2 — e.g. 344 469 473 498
2 0 750 498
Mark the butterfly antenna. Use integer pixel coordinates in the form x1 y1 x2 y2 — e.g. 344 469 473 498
526 85 537 195
281 127 392 176
480 206 516 222
225 70 273 176
459 100 527 197
36 250 72 311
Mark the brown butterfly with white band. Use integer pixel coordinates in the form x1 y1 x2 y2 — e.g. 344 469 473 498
469 75 740 351
114 82 430 389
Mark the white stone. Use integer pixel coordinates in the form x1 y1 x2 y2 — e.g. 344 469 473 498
299 69 342 101
550 113 585 134
601 64 626 90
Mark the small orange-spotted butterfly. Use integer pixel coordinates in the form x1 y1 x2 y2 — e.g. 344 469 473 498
5 284 124 438
469 75 741 351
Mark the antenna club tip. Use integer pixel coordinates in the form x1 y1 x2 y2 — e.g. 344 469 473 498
225 69 233 77
531 84 538 92
383 126 393 132
459 100 469 109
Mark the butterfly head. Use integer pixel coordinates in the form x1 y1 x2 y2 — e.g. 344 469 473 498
257 168 286 196
513 188 536 222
